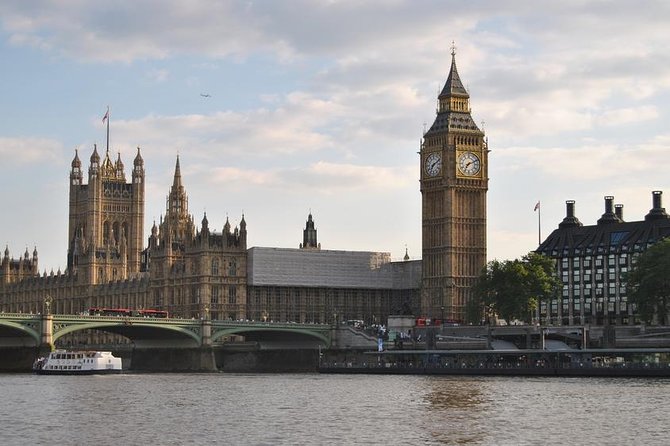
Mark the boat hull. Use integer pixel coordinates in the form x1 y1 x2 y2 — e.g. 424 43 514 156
34 369 123 375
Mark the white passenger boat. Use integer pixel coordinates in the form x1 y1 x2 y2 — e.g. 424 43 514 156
33 350 122 375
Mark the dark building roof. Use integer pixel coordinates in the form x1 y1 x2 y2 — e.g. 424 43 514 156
439 51 469 98
424 51 482 138
537 191 670 257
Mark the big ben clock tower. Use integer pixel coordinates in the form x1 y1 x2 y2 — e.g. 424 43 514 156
420 47 488 322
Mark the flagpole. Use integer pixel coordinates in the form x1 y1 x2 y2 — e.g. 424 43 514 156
106 106 110 152
537 202 542 245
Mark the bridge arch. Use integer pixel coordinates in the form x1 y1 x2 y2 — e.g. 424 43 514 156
212 327 330 346
0 319 41 345
52 321 201 346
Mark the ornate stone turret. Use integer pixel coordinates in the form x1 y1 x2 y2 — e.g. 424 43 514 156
88 144 100 180
115 152 125 181
300 213 320 250
132 146 144 185
70 150 82 186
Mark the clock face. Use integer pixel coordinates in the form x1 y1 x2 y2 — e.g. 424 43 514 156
425 152 442 177
458 152 481 176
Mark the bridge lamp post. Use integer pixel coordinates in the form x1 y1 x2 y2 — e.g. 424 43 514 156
44 295 52 316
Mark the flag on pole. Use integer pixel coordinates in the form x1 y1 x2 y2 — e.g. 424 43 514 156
534 201 540 212
102 108 109 124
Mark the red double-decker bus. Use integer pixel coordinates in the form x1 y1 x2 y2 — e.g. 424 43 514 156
88 308 169 318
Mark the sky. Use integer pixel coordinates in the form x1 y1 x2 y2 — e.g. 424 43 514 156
1 0 670 273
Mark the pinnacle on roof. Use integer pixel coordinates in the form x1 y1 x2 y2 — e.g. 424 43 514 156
90 144 100 163
71 149 81 168
134 146 143 166
115 152 124 169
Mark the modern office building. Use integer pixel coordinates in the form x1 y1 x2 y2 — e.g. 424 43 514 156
536 192 670 325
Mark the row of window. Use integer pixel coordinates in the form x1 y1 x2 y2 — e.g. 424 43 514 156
560 253 631 269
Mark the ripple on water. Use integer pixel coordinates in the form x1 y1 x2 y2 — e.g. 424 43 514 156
1 374 669 446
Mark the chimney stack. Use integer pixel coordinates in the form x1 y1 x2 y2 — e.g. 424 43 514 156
559 200 583 228
597 196 620 225
645 190 669 221
614 204 624 222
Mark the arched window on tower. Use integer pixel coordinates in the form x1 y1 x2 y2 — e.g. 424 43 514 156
229 259 237 276
111 222 120 244
103 221 111 244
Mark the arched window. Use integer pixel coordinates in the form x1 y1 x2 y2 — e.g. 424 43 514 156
113 222 120 243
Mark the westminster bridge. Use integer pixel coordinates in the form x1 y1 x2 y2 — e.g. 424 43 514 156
0 313 362 372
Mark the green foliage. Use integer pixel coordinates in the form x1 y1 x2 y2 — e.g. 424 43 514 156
626 238 670 325
473 252 560 324
464 296 483 325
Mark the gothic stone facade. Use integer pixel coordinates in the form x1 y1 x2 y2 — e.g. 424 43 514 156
0 150 248 343
0 148 419 337
420 50 488 321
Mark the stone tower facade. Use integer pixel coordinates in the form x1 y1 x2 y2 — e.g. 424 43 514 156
144 157 248 320
67 146 145 284
420 49 488 321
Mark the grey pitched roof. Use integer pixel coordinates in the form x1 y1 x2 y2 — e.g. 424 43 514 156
247 247 421 289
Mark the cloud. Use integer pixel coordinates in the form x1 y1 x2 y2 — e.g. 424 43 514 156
594 106 658 127
202 161 414 193
0 137 63 165
146 68 169 82
495 137 670 182
4 0 670 271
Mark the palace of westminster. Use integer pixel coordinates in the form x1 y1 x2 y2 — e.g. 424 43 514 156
2 52 669 330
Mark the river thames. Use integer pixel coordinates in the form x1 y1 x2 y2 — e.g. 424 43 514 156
1 373 668 445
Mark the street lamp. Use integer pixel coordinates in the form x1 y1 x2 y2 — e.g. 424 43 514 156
44 295 52 315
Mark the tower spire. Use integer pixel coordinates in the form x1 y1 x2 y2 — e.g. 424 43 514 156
173 155 182 189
